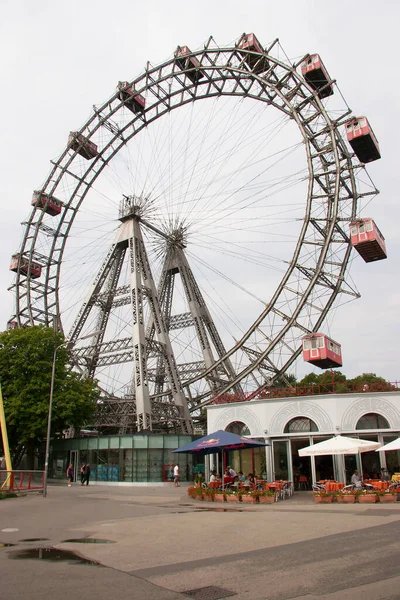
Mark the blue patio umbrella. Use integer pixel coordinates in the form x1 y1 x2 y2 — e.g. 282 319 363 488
173 430 269 487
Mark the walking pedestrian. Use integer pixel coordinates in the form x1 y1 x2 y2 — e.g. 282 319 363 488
66 464 73 487
173 463 180 487
84 463 91 486
80 464 85 486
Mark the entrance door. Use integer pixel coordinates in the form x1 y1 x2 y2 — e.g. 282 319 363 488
70 450 78 484
290 439 312 489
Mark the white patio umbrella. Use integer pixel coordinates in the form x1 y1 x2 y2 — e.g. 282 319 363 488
299 435 381 456
376 437 400 452
298 435 382 483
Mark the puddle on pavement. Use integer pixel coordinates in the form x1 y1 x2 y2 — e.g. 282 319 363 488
61 538 114 544
0 543 16 548
20 538 49 542
7 547 100 565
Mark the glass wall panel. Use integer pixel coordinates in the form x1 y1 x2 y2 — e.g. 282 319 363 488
359 436 380 478
291 438 311 488
253 447 267 479
98 437 109 449
164 435 180 448
149 436 163 448
133 435 149 449
149 449 163 481
122 449 134 482
88 438 98 450
241 450 253 477
383 435 400 477
120 436 133 449
109 437 120 449
133 449 148 481
273 441 289 481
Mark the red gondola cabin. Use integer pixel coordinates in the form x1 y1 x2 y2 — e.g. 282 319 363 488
7 320 18 330
117 82 146 113
301 54 333 98
302 334 342 369
68 132 98 160
9 254 42 279
350 219 387 262
31 191 62 216
174 46 205 83
345 117 381 163
238 33 269 74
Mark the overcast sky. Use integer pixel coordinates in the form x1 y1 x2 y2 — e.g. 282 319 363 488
1 0 399 383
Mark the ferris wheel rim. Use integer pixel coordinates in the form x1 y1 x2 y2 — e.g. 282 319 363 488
12 37 366 402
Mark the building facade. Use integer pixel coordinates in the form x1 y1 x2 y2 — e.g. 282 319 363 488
207 392 400 486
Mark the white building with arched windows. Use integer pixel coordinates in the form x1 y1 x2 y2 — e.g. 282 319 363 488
206 391 400 486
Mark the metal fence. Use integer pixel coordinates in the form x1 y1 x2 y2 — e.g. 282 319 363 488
0 470 45 493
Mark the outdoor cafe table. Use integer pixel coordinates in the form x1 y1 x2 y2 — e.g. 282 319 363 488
324 481 344 492
223 476 235 486
364 480 390 490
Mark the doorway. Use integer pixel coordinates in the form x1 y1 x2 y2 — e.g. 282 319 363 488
273 440 290 481
70 450 79 484
291 439 311 489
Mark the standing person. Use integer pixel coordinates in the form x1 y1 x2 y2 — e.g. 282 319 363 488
66 464 73 487
84 463 91 486
80 464 86 486
173 463 180 487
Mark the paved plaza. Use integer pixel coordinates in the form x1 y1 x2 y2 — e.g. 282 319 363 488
1 484 400 600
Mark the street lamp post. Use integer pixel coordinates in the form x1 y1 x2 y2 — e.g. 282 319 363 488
42 330 101 498
43 342 66 498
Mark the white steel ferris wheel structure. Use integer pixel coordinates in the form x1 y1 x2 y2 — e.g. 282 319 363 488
9 34 380 434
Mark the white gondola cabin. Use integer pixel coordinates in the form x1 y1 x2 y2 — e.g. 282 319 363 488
9 254 42 279
345 117 381 163
31 191 62 216
301 54 333 98
68 132 98 160
350 219 387 262
174 46 205 83
302 334 342 369
117 82 146 113
238 33 269 74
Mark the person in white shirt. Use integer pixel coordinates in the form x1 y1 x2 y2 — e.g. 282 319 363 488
226 466 237 478
351 470 362 489
173 463 180 487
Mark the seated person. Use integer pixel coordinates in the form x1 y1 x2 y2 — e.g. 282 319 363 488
209 470 219 483
351 469 362 489
226 465 237 478
238 471 246 482
247 473 255 485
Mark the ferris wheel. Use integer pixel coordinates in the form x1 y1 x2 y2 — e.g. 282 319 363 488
9 34 384 434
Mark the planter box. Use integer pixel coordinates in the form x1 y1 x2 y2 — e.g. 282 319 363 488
226 495 240 502
314 495 333 504
379 494 397 503
203 495 214 502
337 495 356 504
241 495 257 504
358 494 377 504
214 493 225 502
259 495 275 504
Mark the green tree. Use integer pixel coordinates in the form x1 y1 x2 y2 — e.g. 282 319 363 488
0 325 98 467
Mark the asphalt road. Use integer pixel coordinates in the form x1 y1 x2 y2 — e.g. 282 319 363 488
1 484 399 600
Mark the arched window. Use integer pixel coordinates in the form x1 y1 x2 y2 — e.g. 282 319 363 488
284 417 319 433
356 413 390 430
225 421 250 436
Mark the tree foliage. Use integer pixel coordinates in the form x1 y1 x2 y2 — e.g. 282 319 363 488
0 326 98 456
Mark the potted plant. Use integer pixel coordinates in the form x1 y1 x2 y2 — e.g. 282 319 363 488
259 490 276 504
357 490 378 504
214 491 226 502
336 490 357 504
187 486 196 499
203 488 215 502
192 486 204 501
225 490 240 503
313 491 334 504
377 490 397 503
194 474 203 489
242 490 259 504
